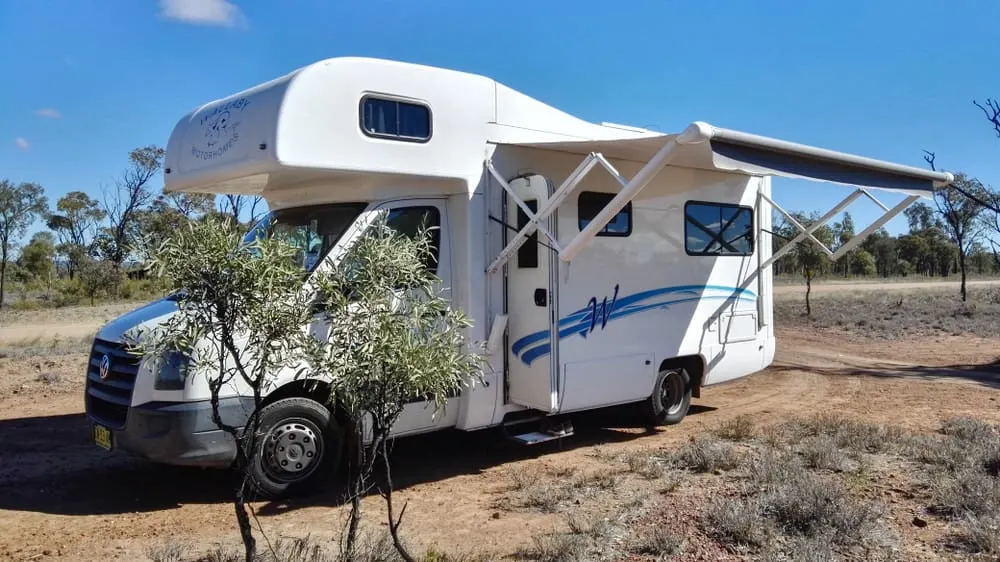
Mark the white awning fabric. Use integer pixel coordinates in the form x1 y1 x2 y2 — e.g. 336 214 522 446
505 121 954 197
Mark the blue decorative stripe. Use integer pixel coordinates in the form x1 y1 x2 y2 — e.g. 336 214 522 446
511 284 756 366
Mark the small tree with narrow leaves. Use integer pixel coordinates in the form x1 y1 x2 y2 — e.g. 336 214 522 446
301 214 485 561
125 216 313 562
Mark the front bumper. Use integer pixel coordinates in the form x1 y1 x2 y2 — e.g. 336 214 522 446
91 397 253 468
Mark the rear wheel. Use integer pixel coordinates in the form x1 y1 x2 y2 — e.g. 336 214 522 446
246 397 343 500
645 368 692 426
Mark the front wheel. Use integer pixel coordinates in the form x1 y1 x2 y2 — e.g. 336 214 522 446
644 368 692 426
246 397 343 500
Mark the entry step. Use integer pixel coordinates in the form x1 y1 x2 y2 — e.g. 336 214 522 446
509 420 574 445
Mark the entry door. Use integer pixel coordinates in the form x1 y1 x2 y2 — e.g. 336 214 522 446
506 175 559 412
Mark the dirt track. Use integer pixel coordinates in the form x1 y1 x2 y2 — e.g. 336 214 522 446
1 324 999 561
774 278 1000 295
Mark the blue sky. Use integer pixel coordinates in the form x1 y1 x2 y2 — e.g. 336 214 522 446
2 0 1000 243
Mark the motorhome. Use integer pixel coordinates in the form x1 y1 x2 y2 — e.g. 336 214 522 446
84 57 953 498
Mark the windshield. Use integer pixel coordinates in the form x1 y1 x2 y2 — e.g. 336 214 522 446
242 203 368 271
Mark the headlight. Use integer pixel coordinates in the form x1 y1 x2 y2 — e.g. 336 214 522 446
154 350 191 391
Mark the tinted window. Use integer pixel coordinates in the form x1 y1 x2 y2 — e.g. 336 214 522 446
578 191 631 236
361 97 431 141
516 200 539 269
386 206 441 273
243 203 367 271
684 201 754 256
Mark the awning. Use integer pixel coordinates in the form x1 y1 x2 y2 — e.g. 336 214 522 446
508 121 954 197
487 121 954 271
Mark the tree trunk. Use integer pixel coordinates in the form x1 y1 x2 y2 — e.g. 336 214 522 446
343 420 363 561
805 271 812 317
381 438 416 562
235 482 257 562
959 251 968 302
0 248 6 309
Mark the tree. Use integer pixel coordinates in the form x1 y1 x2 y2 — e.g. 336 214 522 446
220 194 265 226
924 153 984 301
46 191 105 278
18 232 55 289
904 201 938 233
126 216 314 561
779 211 833 316
831 212 856 277
78 256 122 306
301 215 485 561
160 191 215 219
102 146 165 267
0 180 47 306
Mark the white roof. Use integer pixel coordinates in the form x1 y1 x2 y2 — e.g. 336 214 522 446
163 57 952 199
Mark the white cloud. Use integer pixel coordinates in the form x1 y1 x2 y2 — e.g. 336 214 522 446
158 0 246 27
35 108 61 119
15 138 30 151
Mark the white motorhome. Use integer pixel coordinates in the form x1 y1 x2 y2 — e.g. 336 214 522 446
84 57 953 498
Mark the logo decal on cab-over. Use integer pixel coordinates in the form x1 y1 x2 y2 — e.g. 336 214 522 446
191 97 250 162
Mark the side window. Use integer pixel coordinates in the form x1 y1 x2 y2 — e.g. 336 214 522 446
516 200 539 269
385 206 441 272
684 201 754 256
578 191 631 237
361 96 431 142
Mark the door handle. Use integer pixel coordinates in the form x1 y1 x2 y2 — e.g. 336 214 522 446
534 288 547 307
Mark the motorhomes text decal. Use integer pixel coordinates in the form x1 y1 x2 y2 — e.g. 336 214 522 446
190 97 250 161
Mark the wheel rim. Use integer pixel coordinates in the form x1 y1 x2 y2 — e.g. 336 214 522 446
660 371 686 416
261 417 325 483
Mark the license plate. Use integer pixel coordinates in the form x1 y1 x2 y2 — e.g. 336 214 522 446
93 424 113 451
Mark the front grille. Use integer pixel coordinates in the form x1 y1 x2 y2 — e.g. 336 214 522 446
84 339 141 429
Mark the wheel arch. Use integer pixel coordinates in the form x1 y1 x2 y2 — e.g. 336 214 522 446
262 378 346 424
657 355 705 398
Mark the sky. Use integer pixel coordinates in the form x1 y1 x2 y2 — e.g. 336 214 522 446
2 0 1000 245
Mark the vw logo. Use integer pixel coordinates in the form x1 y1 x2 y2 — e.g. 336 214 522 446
99 354 111 380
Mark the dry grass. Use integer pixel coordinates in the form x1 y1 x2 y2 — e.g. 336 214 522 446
177 534 485 562
905 417 1000 555
629 525 686 557
774 286 1000 339
697 415 913 560
667 436 741 473
713 414 756 441
0 333 94 359
518 533 587 562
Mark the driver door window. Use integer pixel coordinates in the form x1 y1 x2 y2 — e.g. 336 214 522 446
385 206 441 274
380 201 451 295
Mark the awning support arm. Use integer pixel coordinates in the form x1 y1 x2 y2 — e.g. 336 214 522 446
758 186 921 271
485 157 596 274
559 136 684 262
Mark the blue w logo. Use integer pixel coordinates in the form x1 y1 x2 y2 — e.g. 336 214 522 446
587 284 619 335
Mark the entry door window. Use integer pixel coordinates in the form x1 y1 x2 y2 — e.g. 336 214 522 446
385 206 441 273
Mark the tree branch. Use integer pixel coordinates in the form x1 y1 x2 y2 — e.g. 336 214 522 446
974 98 1000 138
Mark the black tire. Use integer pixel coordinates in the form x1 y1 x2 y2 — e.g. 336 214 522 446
246 397 343 500
645 368 692 426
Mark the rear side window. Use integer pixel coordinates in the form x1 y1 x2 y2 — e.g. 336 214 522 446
361 96 431 142
578 191 631 237
684 201 754 256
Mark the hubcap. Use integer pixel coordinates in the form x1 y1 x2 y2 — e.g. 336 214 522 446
660 371 686 415
262 420 322 482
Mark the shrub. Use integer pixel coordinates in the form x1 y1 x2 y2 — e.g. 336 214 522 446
801 435 851 472
705 495 769 548
714 415 756 442
669 437 741 473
